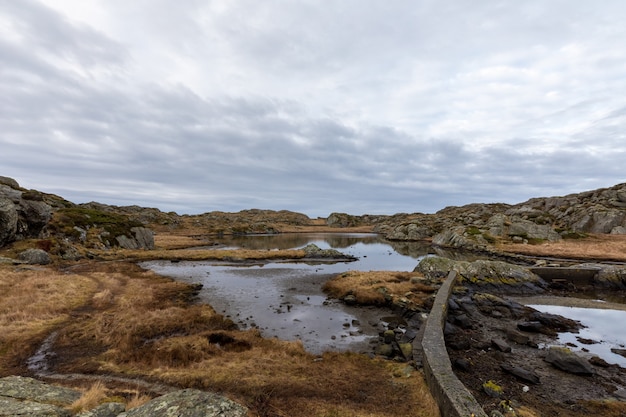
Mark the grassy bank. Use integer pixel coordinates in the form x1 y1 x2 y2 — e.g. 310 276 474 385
0 258 440 416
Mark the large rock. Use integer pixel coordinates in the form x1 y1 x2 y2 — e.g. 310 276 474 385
115 227 155 250
17 199 53 238
0 183 53 245
544 346 595 375
0 197 18 245
507 219 562 242
120 389 248 417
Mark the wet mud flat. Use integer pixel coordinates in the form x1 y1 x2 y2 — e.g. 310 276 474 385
140 260 403 354
444 288 626 416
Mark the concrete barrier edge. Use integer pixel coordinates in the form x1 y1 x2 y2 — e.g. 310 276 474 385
417 270 488 417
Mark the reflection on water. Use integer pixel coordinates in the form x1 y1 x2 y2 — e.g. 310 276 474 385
212 233 401 251
530 304 626 367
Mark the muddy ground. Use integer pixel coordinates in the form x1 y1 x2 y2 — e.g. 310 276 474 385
444 287 626 417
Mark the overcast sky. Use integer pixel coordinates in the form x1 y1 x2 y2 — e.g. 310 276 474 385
1 1 625 217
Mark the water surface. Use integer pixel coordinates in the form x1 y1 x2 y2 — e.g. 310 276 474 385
142 233 427 354
529 304 626 367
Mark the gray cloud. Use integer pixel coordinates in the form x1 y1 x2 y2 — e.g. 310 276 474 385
1 1 625 217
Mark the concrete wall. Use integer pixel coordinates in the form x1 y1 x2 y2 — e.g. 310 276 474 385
417 270 488 417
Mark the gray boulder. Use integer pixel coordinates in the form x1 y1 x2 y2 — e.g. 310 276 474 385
120 389 248 417
116 227 155 250
17 248 51 265
0 197 18 245
544 346 595 375
507 219 561 242
17 199 53 238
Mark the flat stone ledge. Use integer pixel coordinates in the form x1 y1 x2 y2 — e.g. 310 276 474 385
416 271 488 417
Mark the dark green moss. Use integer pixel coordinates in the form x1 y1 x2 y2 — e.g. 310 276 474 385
49 207 143 246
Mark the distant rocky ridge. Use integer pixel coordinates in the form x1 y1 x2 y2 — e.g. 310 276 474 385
2 174 626 258
333 183 626 253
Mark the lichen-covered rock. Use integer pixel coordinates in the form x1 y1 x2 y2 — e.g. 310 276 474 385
76 402 126 417
119 389 248 417
302 243 356 260
0 397 71 417
415 257 545 294
115 227 155 250
0 376 81 405
17 248 51 265
414 256 462 279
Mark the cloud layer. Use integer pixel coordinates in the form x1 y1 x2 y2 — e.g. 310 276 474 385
2 1 625 216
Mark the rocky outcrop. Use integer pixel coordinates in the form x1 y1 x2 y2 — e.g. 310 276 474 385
373 183 626 251
0 179 53 246
415 256 546 294
0 376 248 417
115 227 155 250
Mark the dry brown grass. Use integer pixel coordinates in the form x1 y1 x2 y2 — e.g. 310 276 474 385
154 234 210 249
579 399 626 417
498 233 626 262
5 261 439 416
0 265 98 373
323 270 437 309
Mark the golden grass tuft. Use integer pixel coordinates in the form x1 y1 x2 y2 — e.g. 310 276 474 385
125 392 152 410
323 270 436 308
69 381 108 413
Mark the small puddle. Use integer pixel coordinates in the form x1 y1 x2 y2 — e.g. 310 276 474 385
528 304 626 367
26 331 57 376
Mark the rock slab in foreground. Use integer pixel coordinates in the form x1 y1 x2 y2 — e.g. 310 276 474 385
0 376 81 405
119 389 248 417
0 397 71 417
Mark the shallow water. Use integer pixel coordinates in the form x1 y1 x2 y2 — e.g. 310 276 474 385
142 233 427 354
529 304 626 367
